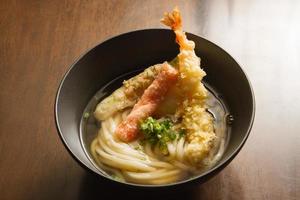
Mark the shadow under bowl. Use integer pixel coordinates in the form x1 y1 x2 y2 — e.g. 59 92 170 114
55 29 255 189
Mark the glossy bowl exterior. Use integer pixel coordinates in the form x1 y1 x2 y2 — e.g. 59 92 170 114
55 29 255 188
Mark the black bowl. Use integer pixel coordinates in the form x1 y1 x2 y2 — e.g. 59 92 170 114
55 29 255 188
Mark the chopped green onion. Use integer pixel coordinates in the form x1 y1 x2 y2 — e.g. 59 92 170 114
83 112 90 119
139 117 185 153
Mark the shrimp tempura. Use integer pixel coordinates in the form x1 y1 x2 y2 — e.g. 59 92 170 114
162 7 216 166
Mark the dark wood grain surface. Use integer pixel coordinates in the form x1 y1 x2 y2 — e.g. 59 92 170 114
0 0 299 199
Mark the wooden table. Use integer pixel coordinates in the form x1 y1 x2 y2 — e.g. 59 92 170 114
0 0 299 199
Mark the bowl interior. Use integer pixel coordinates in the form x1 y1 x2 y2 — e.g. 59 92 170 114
55 29 254 187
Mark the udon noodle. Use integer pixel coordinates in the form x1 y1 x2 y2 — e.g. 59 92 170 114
88 7 228 185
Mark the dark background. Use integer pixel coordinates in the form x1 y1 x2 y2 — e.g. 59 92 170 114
0 0 299 199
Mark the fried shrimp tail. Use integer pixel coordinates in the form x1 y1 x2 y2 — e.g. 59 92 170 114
161 7 182 30
161 7 195 51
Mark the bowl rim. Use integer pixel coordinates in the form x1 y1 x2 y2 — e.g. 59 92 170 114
54 28 255 188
